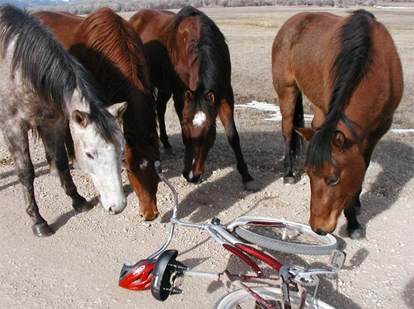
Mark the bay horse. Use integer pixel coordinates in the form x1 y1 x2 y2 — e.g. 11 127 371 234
272 10 403 239
0 5 126 236
130 6 258 191
34 8 160 220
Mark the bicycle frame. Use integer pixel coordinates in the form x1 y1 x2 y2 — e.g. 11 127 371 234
120 161 344 308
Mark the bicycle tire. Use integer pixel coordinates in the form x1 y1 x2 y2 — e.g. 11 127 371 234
233 219 337 255
151 250 186 301
214 286 335 309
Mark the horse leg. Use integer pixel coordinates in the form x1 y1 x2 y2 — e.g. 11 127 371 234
64 125 78 169
43 125 77 175
156 90 173 154
44 142 58 176
218 86 258 191
38 125 91 213
3 128 53 237
278 85 302 184
344 190 365 239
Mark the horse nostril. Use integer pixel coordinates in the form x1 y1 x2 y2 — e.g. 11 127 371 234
108 206 117 214
315 229 327 236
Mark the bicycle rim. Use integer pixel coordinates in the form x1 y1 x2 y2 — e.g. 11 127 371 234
234 219 337 255
214 287 335 309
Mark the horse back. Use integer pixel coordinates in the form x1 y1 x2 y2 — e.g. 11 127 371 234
272 12 343 111
130 10 175 91
130 10 174 44
273 11 403 118
33 11 84 49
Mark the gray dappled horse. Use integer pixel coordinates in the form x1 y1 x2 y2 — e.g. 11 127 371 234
0 5 126 236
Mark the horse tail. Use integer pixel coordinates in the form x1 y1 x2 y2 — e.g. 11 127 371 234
307 10 374 168
292 91 305 158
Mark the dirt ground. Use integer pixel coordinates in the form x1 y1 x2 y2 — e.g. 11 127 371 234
1 5 413 309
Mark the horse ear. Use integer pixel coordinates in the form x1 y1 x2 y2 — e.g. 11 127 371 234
72 110 89 128
206 91 215 105
107 102 127 119
295 127 315 141
184 89 194 101
331 130 346 149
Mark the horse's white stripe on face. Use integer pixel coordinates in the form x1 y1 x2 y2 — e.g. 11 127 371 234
193 111 206 128
140 159 148 170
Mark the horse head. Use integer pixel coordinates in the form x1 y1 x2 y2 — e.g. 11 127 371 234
297 127 366 235
69 91 127 214
123 130 160 220
181 89 217 183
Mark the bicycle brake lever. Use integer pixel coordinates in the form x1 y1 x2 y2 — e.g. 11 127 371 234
154 160 162 174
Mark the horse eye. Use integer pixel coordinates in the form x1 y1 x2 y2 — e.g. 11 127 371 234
86 152 94 160
327 176 339 186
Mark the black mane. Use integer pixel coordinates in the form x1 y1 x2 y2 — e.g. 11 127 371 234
0 4 120 143
173 6 230 110
306 10 374 168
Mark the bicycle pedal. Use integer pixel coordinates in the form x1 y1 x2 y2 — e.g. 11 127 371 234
169 287 183 295
329 249 346 270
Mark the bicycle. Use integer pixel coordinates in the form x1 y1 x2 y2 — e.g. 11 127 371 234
119 161 345 308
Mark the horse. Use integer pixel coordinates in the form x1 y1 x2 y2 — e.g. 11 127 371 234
130 6 258 191
0 5 127 237
34 8 160 220
271 10 403 239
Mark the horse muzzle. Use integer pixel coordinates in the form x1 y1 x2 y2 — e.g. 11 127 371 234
183 170 203 184
101 195 127 214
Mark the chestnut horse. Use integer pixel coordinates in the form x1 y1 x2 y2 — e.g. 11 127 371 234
272 10 403 239
130 6 258 191
35 8 160 220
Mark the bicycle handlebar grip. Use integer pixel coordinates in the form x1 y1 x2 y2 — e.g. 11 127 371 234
154 160 162 174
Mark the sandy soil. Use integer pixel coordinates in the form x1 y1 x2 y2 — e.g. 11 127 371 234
0 6 413 309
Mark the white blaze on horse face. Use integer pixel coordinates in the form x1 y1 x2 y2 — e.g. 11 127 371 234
69 92 126 214
193 111 206 128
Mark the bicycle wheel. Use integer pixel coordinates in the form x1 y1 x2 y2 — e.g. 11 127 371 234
214 286 335 309
233 218 337 255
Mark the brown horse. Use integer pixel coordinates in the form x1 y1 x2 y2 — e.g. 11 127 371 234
34 8 160 220
130 6 258 191
272 10 403 239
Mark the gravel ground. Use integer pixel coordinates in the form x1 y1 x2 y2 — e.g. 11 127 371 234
0 5 413 309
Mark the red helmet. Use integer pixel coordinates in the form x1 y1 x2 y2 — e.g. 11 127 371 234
119 259 155 290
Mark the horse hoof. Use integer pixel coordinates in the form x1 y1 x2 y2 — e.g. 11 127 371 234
283 176 296 184
164 147 174 155
348 226 366 240
32 222 54 237
75 202 93 213
243 180 259 192
73 196 93 213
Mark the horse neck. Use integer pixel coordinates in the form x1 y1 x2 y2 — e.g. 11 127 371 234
124 87 157 134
